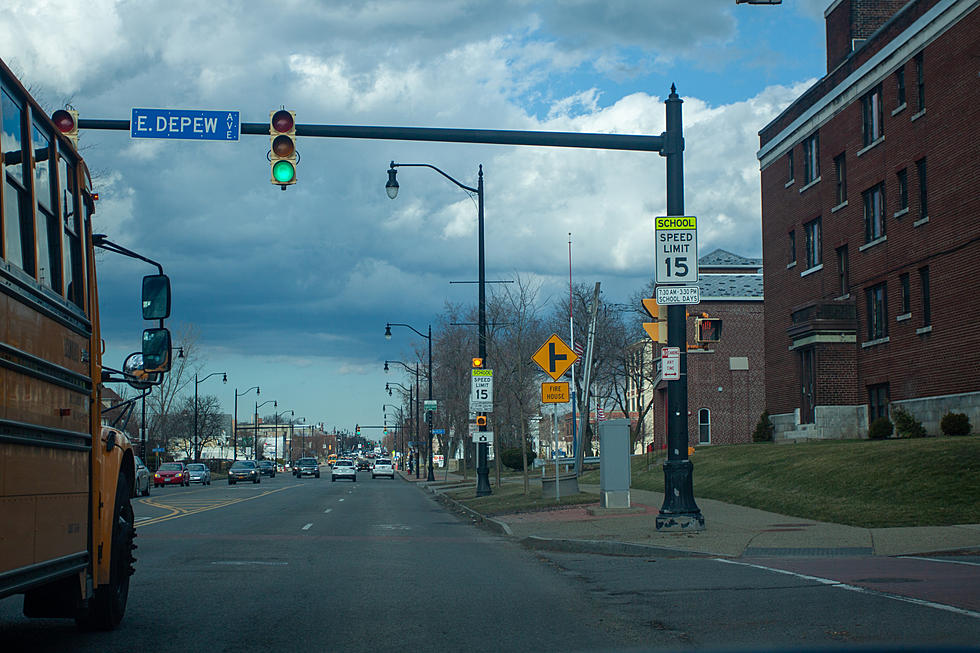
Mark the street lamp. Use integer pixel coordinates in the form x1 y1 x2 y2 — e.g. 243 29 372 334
290 417 305 464
254 399 277 460
194 371 227 463
233 386 260 460
274 409 294 467
385 161 490 495
385 324 433 481
385 361 420 478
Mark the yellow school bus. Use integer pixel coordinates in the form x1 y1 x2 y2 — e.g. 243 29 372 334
0 56 172 629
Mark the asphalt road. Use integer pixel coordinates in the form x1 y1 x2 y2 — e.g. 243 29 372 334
2 472 978 652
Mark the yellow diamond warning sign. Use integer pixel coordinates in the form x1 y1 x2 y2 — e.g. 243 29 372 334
532 334 578 381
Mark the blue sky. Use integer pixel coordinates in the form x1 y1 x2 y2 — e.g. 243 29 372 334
2 0 831 438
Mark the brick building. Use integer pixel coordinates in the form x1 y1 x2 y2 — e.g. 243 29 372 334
758 0 980 439
639 249 766 450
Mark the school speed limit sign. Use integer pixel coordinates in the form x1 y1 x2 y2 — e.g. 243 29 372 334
655 216 698 285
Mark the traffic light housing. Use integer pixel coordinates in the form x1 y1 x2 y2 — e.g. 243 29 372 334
475 415 488 427
471 357 483 368
641 298 667 344
696 317 722 343
355 424 360 437
52 109 79 147
269 109 297 188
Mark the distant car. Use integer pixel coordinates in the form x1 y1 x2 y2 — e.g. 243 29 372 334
332 458 356 482
293 458 320 478
133 456 151 496
356 458 372 472
256 460 276 478
228 460 260 485
371 458 394 479
154 462 189 487
186 462 211 485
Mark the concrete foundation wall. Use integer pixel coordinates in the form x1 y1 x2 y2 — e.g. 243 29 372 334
892 391 980 435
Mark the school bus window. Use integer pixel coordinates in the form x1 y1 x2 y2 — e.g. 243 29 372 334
60 152 84 308
2 85 36 274
34 123 62 291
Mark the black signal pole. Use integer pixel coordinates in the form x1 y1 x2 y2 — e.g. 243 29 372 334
656 86 704 531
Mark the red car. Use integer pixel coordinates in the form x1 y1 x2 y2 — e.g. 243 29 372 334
154 462 190 487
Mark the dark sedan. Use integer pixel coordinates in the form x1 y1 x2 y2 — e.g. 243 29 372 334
293 458 320 478
257 460 276 478
228 460 261 485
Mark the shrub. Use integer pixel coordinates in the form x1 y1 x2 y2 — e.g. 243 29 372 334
501 447 537 470
940 412 972 436
868 416 894 440
891 407 927 438
752 411 774 442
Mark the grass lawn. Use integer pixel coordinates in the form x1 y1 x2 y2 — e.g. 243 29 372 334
446 481 597 516
579 436 980 528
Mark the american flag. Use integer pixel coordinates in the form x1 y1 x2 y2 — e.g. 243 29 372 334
574 341 585 355
597 406 605 421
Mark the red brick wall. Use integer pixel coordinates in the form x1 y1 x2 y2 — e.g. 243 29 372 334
762 5 980 416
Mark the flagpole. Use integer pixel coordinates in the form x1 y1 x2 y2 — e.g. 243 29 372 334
568 233 576 465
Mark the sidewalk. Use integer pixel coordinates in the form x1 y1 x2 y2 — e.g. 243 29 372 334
402 471 980 558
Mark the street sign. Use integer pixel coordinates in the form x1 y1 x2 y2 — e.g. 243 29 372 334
470 369 493 412
472 431 494 444
424 400 437 412
131 108 240 141
431 429 445 435
541 382 570 403
152 447 164 453
655 216 698 285
662 347 680 381
532 334 579 381
656 285 700 305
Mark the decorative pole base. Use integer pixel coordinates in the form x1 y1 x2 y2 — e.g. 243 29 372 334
656 459 705 532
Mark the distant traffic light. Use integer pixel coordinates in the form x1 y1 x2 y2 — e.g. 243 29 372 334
52 109 79 147
475 415 488 427
696 317 722 343
269 109 297 188
355 424 360 437
641 298 667 344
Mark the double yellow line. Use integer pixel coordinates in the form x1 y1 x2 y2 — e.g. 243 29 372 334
136 485 297 527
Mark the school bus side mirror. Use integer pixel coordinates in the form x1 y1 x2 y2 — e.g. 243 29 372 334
142 274 171 321
142 328 172 372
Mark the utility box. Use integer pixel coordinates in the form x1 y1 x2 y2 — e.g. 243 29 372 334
599 419 631 508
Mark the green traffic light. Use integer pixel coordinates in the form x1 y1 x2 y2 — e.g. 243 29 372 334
272 160 295 184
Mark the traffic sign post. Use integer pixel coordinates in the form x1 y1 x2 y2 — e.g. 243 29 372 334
131 108 240 141
661 347 680 381
470 369 493 412
656 285 700 305
532 334 579 381
655 216 698 285
541 382 570 403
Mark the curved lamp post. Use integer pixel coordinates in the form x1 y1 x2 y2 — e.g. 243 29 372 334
274 409 294 467
233 386 260 460
254 399 277 459
386 161 490 495
194 371 227 462
385 325 433 480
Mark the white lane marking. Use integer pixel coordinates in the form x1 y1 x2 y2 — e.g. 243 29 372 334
302 523 313 530
714 558 980 619
338 498 344 502
899 555 980 567
212 561 288 566
323 508 333 514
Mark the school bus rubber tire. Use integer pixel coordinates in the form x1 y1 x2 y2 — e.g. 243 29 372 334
75 470 134 631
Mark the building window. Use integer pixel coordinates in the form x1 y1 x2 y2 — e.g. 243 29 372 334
900 273 911 315
804 217 821 269
862 85 883 145
803 132 819 184
868 384 890 424
895 66 906 107
914 53 925 111
919 266 931 327
787 150 794 184
698 408 710 445
788 230 796 266
863 183 886 242
834 153 846 205
837 246 849 296
916 158 927 220
865 282 888 340
897 168 908 213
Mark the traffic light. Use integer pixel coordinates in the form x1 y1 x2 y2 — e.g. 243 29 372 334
475 415 488 427
383 427 388 437
355 424 360 437
641 298 667 343
696 317 723 343
269 109 297 188
52 109 79 147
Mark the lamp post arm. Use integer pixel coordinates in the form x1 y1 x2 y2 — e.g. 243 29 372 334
387 322 430 341
389 162 477 194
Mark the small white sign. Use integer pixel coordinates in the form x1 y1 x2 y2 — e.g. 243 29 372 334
656 285 700 305
662 347 680 381
472 431 494 444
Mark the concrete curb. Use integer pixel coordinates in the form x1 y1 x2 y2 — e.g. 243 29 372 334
429 488 513 536
519 535 721 558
